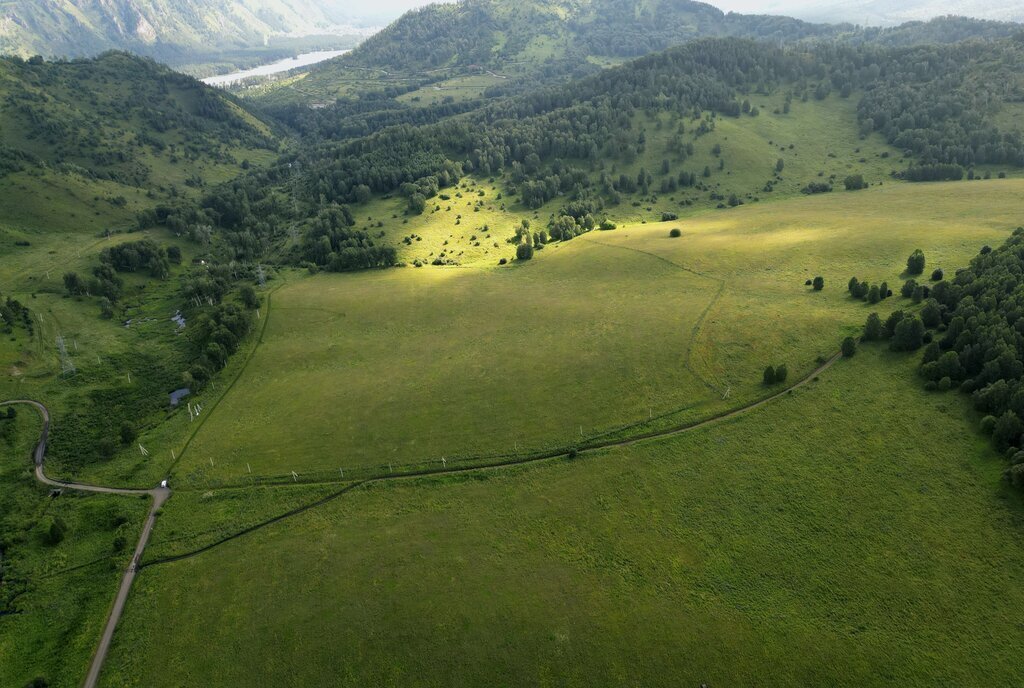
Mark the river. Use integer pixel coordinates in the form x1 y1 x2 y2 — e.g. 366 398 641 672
202 49 350 87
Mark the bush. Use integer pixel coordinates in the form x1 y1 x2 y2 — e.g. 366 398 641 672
515 243 534 261
774 363 788 383
669 228 682 238
981 415 997 434
938 376 952 391
1007 464 1024 489
906 249 926 275
812 276 824 291
930 268 943 281
119 423 137 445
661 212 679 222
498 258 507 265
843 174 867 190
763 365 776 386
40 516 65 545
841 337 857 357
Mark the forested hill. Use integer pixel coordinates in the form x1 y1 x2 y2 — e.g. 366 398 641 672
151 36 1024 271
0 52 278 189
336 0 844 74
324 0 1021 75
0 0 342 62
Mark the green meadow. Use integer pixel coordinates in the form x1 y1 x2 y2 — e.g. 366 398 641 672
102 344 1024 688
172 181 1021 485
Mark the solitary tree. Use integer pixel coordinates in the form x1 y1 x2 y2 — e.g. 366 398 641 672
841 336 857 357
906 249 926 275
812 276 824 291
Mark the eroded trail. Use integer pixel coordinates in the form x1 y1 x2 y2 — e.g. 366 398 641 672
0 400 169 688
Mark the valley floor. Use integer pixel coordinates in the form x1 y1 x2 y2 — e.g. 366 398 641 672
3 180 1024 687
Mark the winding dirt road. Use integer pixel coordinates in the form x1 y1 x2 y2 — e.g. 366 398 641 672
0 346 843 685
0 400 169 688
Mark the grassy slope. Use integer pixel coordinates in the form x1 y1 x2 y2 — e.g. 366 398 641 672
169 181 1021 485
101 343 1024 687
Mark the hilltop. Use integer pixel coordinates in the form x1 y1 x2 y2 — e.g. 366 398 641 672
252 0 1022 105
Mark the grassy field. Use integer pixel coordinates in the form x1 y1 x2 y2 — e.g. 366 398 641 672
100 344 1024 687
171 181 1021 485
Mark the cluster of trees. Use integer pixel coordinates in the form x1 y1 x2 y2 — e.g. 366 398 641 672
889 229 1024 489
0 296 32 336
100 239 177 278
185 303 254 388
297 206 398 272
899 164 965 182
847 277 891 304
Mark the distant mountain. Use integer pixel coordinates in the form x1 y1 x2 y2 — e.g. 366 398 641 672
340 0 845 73
753 0 1024 26
282 0 1020 105
0 0 351 62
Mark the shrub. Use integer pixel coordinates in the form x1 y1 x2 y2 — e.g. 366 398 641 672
119 423 137 445
516 243 534 261
930 268 943 281
906 249 926 275
812 276 824 291
669 228 682 238
843 174 867 190
1007 464 1024 489
938 376 952 391
40 516 65 545
901 279 917 298
498 258 507 265
841 337 857 357
980 415 997 434
763 365 776 386
774 363 788 383
661 212 678 222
